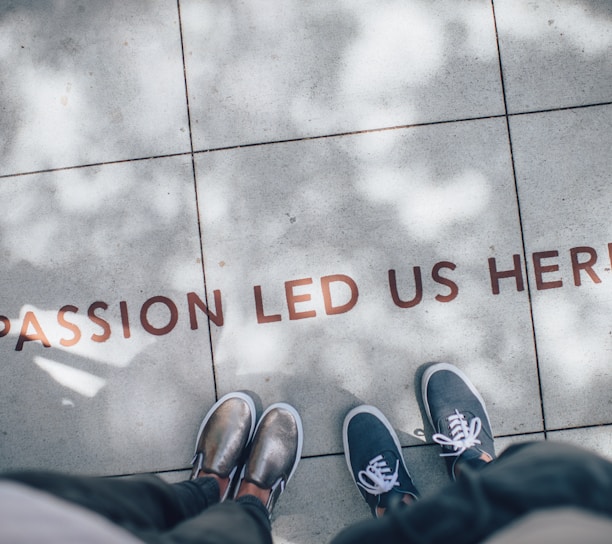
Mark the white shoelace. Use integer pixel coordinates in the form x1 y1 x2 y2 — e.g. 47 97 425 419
433 409 482 457
357 454 400 495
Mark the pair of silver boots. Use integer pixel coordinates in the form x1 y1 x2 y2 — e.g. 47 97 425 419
190 392 303 516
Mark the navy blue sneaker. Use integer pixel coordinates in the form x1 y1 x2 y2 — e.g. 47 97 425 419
343 405 419 518
422 363 496 480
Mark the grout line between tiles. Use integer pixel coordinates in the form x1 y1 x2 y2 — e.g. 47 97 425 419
106 422 612 478
191 113 508 154
2 102 611 181
508 101 612 117
0 151 193 180
291 421 612 461
176 0 219 399
189 101 612 156
545 421 612 434
491 0 547 438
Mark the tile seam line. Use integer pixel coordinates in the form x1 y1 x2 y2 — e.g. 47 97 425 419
300 430 551 460
176 0 219 400
192 113 508 154
108 422 612 477
491 0 547 439
2 102 611 180
508 100 612 117
294 421 612 460
0 151 193 180
192 101 612 155
0 114 503 180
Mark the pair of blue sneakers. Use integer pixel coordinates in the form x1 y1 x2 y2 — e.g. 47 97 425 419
343 363 496 518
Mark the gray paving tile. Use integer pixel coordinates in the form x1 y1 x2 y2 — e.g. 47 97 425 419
548 426 612 461
0 1 190 176
196 118 543 458
510 105 612 429
181 0 504 150
495 0 612 113
0 156 216 475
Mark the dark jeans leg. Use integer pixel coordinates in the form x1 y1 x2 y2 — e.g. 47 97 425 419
2 471 219 537
163 495 272 544
3 471 272 544
330 441 612 544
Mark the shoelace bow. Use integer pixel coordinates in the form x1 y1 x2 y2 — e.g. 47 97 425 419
357 454 400 495
433 409 482 457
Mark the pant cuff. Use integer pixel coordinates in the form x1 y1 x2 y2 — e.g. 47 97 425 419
236 495 271 531
172 477 220 519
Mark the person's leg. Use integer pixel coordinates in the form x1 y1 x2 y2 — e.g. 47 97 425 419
343 405 419 519
339 363 493 517
3 396 303 544
163 402 303 544
421 362 496 479
2 471 215 533
2 469 272 544
333 361 496 543
391 440 612 543
2 391 258 540
232 402 303 516
331 440 612 544
189 391 257 500
329 512 410 544
158 495 272 544
333 362 612 543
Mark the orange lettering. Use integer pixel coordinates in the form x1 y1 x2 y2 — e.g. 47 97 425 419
285 278 316 320
119 301 131 339
488 255 524 295
321 274 359 315
0 316 9 338
533 251 563 290
16 311 51 351
570 246 601 286
433 262 459 303
58 305 82 347
88 301 111 343
254 286 282 324
140 296 179 336
389 268 423 308
187 291 224 328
